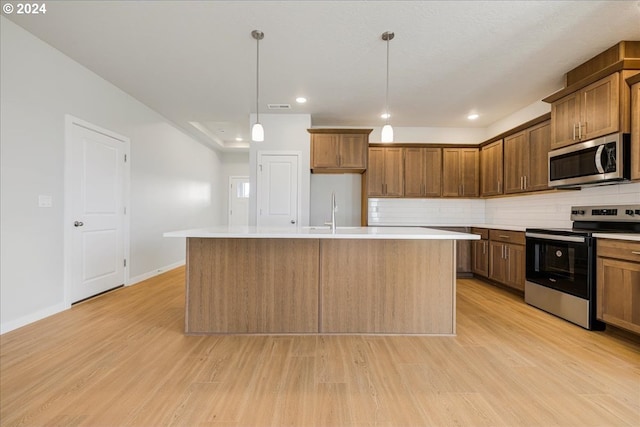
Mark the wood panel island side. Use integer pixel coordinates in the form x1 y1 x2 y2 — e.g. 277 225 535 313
163 226 479 335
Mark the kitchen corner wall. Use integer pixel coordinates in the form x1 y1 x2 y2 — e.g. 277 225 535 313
1 18 224 333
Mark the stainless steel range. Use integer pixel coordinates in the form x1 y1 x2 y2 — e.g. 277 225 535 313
525 204 640 330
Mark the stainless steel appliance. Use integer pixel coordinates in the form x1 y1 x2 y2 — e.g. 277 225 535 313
548 133 630 188
525 204 640 330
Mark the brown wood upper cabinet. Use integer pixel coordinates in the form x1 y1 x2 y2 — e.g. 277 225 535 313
631 79 640 180
367 147 404 197
480 140 503 197
309 129 371 172
503 120 551 194
442 148 479 197
550 73 620 149
404 147 442 197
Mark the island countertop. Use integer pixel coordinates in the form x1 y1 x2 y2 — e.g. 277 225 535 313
163 226 480 240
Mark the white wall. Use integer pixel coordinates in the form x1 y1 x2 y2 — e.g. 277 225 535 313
485 100 552 138
0 17 223 333
310 174 362 226
248 114 311 226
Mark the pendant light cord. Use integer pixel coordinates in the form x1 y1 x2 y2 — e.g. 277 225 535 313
256 35 260 124
385 35 389 125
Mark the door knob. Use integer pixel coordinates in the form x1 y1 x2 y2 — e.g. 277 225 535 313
74 221 84 227
290 220 296 224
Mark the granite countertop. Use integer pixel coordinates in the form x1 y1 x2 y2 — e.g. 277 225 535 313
164 226 480 240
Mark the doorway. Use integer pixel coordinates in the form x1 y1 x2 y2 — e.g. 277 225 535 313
228 176 250 226
65 116 130 304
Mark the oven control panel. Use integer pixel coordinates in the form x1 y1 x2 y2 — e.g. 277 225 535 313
571 205 640 222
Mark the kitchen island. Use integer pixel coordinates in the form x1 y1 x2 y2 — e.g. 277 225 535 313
164 226 479 335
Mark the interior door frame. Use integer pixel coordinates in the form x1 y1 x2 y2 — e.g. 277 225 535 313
63 115 131 308
256 151 302 227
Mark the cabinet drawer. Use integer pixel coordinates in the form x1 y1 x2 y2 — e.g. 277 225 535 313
597 239 640 263
471 227 489 240
489 229 525 245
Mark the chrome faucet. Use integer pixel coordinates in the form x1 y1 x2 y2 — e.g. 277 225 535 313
324 191 337 233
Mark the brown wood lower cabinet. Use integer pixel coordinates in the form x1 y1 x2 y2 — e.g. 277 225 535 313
597 239 640 334
471 228 489 277
481 229 526 292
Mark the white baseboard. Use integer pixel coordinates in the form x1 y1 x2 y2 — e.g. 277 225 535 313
127 260 185 286
1 302 67 335
1 260 185 336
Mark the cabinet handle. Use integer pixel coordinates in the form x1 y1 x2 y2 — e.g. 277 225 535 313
520 176 524 190
524 176 527 189
506 246 509 259
573 123 577 141
578 121 582 140
499 235 510 239
483 241 486 255
632 251 640 255
501 245 504 259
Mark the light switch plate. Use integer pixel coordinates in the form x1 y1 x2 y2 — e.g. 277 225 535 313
38 195 52 208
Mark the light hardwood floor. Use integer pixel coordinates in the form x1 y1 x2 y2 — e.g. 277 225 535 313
1 267 639 426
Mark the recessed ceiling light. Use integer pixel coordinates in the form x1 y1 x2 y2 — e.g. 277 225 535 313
380 113 391 119
467 113 479 120
235 137 243 142
296 97 307 104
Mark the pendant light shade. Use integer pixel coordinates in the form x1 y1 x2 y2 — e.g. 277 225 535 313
251 122 264 142
251 30 264 142
381 124 394 143
381 31 394 143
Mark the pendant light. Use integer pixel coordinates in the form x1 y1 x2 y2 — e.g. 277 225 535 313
381 31 394 143
251 30 264 142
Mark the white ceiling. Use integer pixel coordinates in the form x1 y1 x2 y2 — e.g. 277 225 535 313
6 1 640 150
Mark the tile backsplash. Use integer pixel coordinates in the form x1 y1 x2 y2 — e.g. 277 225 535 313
368 198 486 226
369 182 640 228
485 182 640 228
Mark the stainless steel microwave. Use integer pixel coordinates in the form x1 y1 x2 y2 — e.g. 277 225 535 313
548 133 630 188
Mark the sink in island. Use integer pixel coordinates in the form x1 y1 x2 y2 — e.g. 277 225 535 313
163 226 479 335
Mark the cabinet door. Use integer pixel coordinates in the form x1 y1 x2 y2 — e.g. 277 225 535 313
631 82 640 180
505 244 525 291
424 148 442 197
367 148 385 196
480 140 503 197
311 134 340 168
460 149 479 197
489 242 507 284
551 92 580 149
581 73 619 141
339 134 367 168
383 148 404 197
404 148 425 197
527 121 551 191
442 149 461 197
472 239 489 277
504 131 528 194
597 257 640 334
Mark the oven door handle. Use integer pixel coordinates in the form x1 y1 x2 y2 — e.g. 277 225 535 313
525 232 586 243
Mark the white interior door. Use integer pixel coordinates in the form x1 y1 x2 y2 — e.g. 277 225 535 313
69 122 126 303
257 153 299 227
229 176 250 226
